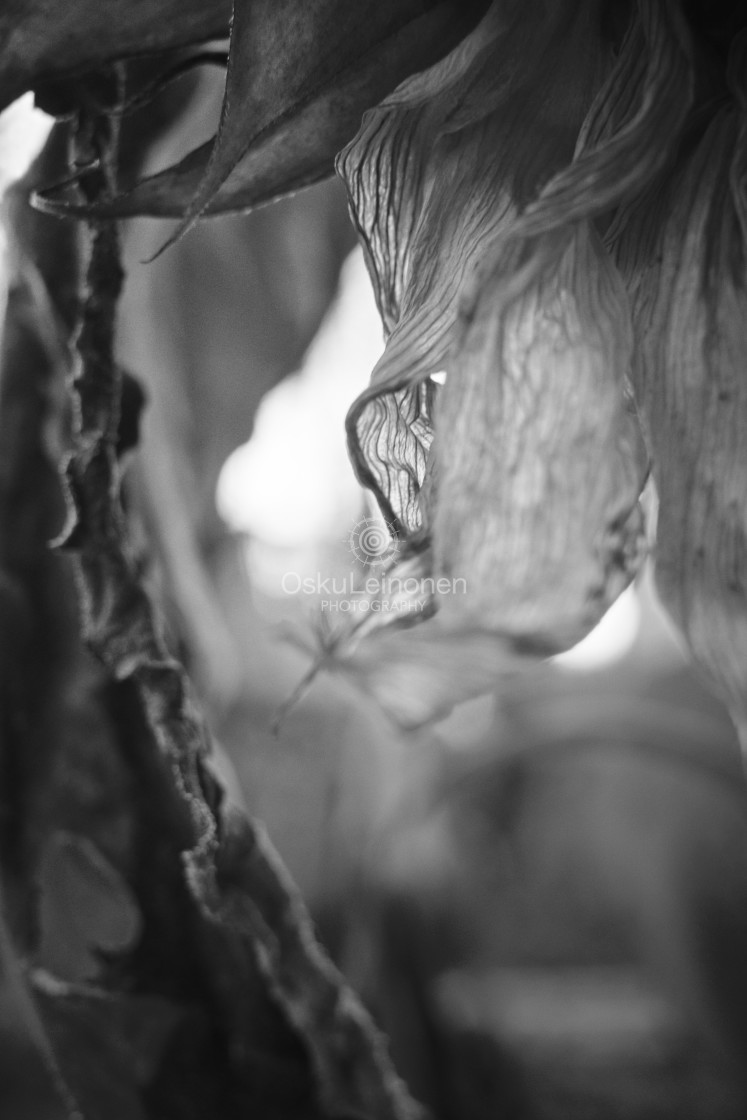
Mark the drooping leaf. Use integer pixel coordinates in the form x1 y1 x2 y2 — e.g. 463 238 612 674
608 33 747 733
36 0 488 223
338 0 690 539
309 0 703 725
433 221 646 643
287 226 647 729
0 0 231 115
339 0 611 533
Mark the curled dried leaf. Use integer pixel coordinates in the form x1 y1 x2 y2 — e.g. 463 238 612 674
339 0 614 534
287 225 647 730
310 0 713 725
340 0 690 538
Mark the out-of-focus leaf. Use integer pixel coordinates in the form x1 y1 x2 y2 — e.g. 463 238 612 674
0 0 231 115
36 831 141 983
33 973 182 1120
287 619 529 731
37 0 488 223
609 33 747 731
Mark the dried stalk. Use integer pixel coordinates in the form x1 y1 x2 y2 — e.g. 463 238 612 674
57 68 420 1120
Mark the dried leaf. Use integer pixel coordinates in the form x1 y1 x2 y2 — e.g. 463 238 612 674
36 0 488 222
48 92 422 1120
433 221 646 644
339 1 609 533
0 0 231 114
339 0 689 538
314 0 704 724
291 226 647 728
608 33 747 728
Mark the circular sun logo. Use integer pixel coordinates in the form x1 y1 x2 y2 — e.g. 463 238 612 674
347 516 400 567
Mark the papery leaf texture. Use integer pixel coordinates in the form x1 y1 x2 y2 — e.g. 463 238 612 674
608 31 747 724
432 221 646 646
339 0 689 537
316 0 712 725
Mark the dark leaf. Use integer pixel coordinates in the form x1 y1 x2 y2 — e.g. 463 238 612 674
33 974 183 1120
36 831 141 983
0 0 231 115
34 0 487 222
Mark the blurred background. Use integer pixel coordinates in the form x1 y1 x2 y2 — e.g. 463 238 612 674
3 71 747 1119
